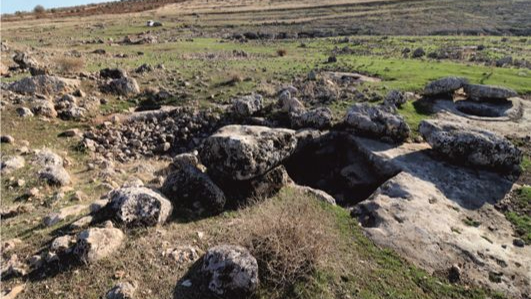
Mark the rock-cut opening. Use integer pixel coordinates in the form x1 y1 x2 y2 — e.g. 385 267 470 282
284 132 399 207
455 99 522 119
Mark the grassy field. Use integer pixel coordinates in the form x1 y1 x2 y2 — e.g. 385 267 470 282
1 0 531 297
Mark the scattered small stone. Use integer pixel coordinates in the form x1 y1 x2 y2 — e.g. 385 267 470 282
448 264 461 283
74 227 124 263
58 128 81 138
70 216 93 229
201 245 259 297
1 135 15 143
513 238 525 247
106 282 137 299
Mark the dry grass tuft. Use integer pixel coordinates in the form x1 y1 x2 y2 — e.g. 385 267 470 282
277 49 288 57
235 189 336 291
54 57 85 74
224 73 243 86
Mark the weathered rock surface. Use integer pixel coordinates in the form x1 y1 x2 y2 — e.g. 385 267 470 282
290 184 337 205
233 94 263 117
16 107 34 117
31 99 57 118
464 84 518 101
161 164 226 217
278 89 305 113
419 120 522 170
171 152 199 170
107 187 172 226
164 245 201 264
13 52 39 70
83 107 220 161
43 205 88 227
38 165 71 186
202 245 259 298
74 227 124 263
106 282 137 299
33 149 64 167
50 235 74 253
1 156 25 174
8 75 79 95
351 137 530 298
345 103 410 143
216 165 289 205
424 77 468 96
383 90 406 108
1 135 15 143
200 125 297 180
100 68 127 79
103 77 140 96
290 107 332 129
455 99 523 119
281 97 305 113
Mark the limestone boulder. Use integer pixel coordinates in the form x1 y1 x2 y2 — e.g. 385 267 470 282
419 120 522 170
107 187 173 226
200 125 297 180
202 245 259 298
233 94 263 117
345 103 410 143
8 75 79 95
424 77 468 97
463 84 518 101
161 164 226 217
74 227 124 263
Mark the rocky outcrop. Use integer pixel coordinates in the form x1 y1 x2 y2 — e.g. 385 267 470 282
8 75 79 95
233 94 263 117
215 165 290 205
201 245 259 298
107 187 172 226
38 165 71 186
463 84 518 101
33 149 64 167
1 156 25 174
161 164 226 217
31 99 57 118
74 227 125 263
82 107 221 162
351 137 530 298
290 107 332 129
383 90 406 108
278 88 305 113
419 120 522 171
100 68 127 79
103 77 140 96
344 103 410 143
455 99 523 119
13 52 39 70
200 125 297 181
16 107 34 117
424 77 468 97
106 282 137 299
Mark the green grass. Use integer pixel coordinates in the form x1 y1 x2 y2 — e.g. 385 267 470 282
397 100 432 138
521 156 531 172
505 186 531 245
463 217 481 227
288 201 502 299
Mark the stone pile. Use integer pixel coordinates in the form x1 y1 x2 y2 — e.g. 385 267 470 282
82 107 225 161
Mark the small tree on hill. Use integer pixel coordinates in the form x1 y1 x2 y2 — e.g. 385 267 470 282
33 5 45 14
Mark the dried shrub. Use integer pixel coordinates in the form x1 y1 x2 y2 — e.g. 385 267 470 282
54 57 85 74
235 189 335 291
277 49 287 57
